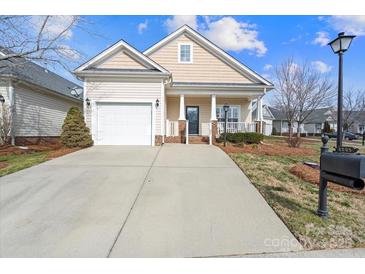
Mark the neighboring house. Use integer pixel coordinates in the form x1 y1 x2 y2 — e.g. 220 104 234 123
270 107 336 136
74 25 274 146
345 111 365 134
252 103 275 136
0 52 83 145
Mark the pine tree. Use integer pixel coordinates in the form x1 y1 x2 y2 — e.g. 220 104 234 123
60 107 93 148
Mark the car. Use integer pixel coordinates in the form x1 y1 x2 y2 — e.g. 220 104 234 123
325 131 358 140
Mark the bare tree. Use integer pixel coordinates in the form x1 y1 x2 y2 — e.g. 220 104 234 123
273 58 334 146
0 104 11 145
330 88 365 131
272 58 298 139
294 62 334 137
0 16 97 71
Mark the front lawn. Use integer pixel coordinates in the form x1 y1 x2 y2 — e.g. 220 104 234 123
224 136 365 249
0 146 80 177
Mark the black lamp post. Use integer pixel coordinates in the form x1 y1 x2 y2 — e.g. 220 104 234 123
0 94 5 104
223 105 229 147
328 32 356 151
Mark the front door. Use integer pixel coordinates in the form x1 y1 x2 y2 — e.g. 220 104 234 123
186 106 199 135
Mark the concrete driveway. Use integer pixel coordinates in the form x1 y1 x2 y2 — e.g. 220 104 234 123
0 144 302 257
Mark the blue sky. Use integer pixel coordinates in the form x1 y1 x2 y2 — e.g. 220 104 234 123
62 15 365 102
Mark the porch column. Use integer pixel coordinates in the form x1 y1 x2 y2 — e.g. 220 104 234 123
210 94 217 144
8 80 15 145
178 94 185 120
210 94 217 120
178 94 186 143
257 97 263 134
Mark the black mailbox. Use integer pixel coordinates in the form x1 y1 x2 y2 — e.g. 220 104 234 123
320 152 365 190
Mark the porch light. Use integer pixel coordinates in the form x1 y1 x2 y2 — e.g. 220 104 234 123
0 94 5 104
155 99 160 108
85 97 90 107
223 105 230 113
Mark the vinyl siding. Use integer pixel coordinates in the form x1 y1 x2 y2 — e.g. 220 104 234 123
13 84 81 136
0 80 9 104
85 78 163 135
96 50 149 70
166 96 252 135
148 34 254 84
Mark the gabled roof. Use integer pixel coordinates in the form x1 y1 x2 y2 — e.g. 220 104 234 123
74 39 169 75
144 25 273 87
0 49 82 100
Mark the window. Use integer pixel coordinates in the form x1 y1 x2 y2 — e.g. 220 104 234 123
216 105 240 122
359 125 364 133
178 44 192 63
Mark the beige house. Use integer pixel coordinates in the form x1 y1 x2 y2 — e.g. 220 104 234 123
74 25 274 145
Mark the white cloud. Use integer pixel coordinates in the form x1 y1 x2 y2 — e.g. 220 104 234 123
263 64 273 71
312 31 330 47
164 15 197 32
202 17 267 56
311 61 332 73
329 16 365 36
30 16 77 40
163 16 267 57
137 20 148 34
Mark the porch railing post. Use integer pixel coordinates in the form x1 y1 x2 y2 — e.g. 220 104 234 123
186 120 189 144
209 122 212 145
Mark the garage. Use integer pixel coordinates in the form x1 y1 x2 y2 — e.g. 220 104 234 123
96 103 152 145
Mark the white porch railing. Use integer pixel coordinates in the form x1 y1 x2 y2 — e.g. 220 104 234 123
166 120 179 136
217 122 256 134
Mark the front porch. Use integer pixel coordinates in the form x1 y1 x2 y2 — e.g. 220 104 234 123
164 94 265 144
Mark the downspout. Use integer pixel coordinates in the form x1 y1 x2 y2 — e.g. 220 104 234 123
8 79 15 145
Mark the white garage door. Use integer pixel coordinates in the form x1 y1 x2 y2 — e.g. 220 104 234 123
96 103 152 145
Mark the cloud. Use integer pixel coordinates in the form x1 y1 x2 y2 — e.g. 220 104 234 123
312 31 330 47
202 17 267 56
163 16 267 57
30 16 77 40
311 61 332 73
263 64 273 71
164 15 197 32
329 16 365 36
137 20 148 34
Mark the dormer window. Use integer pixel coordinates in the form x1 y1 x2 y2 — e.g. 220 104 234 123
178 43 193 63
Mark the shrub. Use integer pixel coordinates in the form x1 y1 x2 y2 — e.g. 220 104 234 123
286 136 302 148
219 132 264 144
60 107 93 148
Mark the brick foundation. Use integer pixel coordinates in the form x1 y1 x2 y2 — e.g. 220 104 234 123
154 135 163 146
211 120 218 144
178 120 187 143
15 136 61 146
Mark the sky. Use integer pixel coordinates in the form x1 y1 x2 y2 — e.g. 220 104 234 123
58 15 365 103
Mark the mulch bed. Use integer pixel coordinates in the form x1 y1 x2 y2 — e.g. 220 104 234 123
219 142 316 156
290 163 365 195
46 147 80 159
0 144 62 157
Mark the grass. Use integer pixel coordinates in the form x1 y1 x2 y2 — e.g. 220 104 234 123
228 136 365 250
0 152 49 177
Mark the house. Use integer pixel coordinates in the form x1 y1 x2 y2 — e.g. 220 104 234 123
270 107 337 136
0 52 83 145
74 25 274 146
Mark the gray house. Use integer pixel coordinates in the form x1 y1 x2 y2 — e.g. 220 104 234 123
270 107 336 136
0 52 82 145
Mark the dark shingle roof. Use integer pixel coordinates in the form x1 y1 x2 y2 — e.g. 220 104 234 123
303 107 334 124
0 51 82 100
267 106 287 120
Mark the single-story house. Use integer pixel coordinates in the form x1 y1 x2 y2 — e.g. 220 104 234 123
270 107 336 136
74 25 274 146
0 50 83 145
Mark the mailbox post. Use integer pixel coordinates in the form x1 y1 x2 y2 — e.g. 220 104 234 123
317 136 365 219
317 135 329 218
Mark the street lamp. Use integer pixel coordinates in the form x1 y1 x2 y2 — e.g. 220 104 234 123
328 32 356 151
223 105 230 147
0 94 5 104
